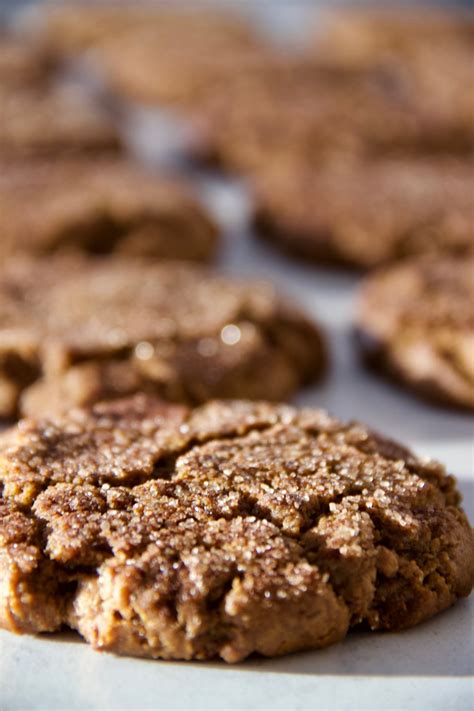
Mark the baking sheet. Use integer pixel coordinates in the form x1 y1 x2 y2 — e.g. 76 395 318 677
2 5 474 708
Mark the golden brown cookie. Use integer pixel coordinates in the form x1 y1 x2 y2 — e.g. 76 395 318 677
0 257 325 419
37 4 259 58
0 158 218 261
36 4 266 107
312 7 474 74
97 31 274 108
254 158 474 269
307 9 474 160
0 395 472 661
195 8 474 175
209 68 474 174
356 254 474 409
0 84 120 158
0 36 52 88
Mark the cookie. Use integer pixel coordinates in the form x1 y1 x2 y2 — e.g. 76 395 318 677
36 4 265 107
356 254 474 409
0 36 51 88
0 257 325 420
196 50 474 175
37 4 259 59
254 158 474 269
309 9 474 157
313 8 474 74
0 158 218 261
97 32 273 108
32 3 159 55
0 84 120 158
0 395 472 661
86 11 271 109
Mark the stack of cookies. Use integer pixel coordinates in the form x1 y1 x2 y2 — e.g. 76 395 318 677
0 2 472 664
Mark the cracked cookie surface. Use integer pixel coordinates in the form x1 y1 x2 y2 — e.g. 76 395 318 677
356 254 474 409
0 395 472 662
0 158 218 262
0 257 324 419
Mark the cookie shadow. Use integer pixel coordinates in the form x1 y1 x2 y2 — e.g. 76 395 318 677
36 593 472 678
232 597 473 677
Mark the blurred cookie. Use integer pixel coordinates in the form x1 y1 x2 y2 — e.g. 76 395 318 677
97 31 274 108
356 254 474 409
0 84 120 158
35 4 266 107
254 158 474 269
0 257 325 419
87 9 271 109
36 4 259 58
0 395 472 661
31 3 159 55
309 9 474 156
313 7 474 73
0 36 52 88
196 36 474 175
0 158 218 261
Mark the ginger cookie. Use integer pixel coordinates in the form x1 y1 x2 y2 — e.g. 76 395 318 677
356 254 474 409
0 158 218 261
0 84 120 158
254 158 473 269
0 257 325 419
0 395 472 661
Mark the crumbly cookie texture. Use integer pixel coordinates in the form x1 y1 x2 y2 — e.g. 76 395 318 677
0 84 120 158
0 395 472 662
0 159 218 261
254 158 474 269
356 254 474 409
0 257 324 420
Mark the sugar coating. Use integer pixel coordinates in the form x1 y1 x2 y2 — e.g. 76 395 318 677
0 395 472 662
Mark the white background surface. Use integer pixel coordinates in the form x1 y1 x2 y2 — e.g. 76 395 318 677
2 4 474 708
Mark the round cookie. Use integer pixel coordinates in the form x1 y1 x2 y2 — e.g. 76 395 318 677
312 8 474 74
37 4 260 59
309 9 474 157
0 257 325 419
0 158 218 262
196 61 474 175
97 32 274 108
356 254 474 409
0 84 120 158
0 36 52 88
35 4 267 108
254 158 474 269
0 395 472 661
